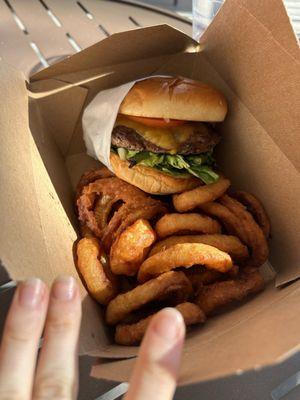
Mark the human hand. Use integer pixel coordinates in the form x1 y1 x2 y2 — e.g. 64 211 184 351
0 277 185 400
0 276 81 399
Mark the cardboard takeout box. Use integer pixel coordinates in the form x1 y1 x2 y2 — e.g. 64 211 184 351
0 0 299 385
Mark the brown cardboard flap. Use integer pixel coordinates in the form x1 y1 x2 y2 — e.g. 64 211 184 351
0 62 52 283
0 60 108 355
91 280 300 384
31 24 198 82
199 0 300 286
0 62 76 291
28 79 88 156
240 0 300 60
200 0 300 172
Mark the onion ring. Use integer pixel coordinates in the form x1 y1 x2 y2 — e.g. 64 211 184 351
77 177 166 251
76 237 118 305
79 222 93 238
219 195 269 267
138 243 233 282
77 177 147 237
232 191 270 238
149 234 249 261
115 302 205 345
155 213 221 238
76 166 113 199
106 271 193 325
185 264 239 293
196 269 265 315
110 219 156 276
173 177 230 212
199 202 250 241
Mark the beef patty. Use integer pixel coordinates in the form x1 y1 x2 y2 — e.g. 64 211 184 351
111 123 221 155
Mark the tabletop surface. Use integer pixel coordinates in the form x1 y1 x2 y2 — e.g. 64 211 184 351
0 0 192 78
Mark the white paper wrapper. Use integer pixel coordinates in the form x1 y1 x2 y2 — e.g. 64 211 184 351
82 76 169 171
82 81 135 171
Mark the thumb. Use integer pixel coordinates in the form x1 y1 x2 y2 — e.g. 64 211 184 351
125 308 185 400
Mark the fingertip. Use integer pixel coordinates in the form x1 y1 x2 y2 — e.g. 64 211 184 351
51 275 80 302
17 278 49 310
149 307 185 342
125 308 185 400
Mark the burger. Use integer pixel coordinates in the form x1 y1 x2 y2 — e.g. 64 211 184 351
110 77 228 194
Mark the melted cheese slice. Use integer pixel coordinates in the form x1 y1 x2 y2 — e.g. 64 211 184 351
115 115 193 153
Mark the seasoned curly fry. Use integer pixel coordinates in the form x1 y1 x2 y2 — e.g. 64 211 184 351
149 234 249 261
115 302 205 345
110 219 156 276
219 195 269 267
155 213 221 238
196 270 265 315
173 177 230 212
76 237 118 305
232 191 270 238
102 201 166 251
138 243 233 282
106 271 193 325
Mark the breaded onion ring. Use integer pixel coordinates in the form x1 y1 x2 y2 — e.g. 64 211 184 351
76 167 113 199
76 237 118 305
196 269 265 315
77 177 147 237
219 195 269 267
106 271 193 325
199 202 249 243
77 177 166 251
185 264 239 293
173 177 230 212
155 213 221 238
110 219 156 276
232 191 270 238
115 302 205 345
138 243 233 282
149 234 249 261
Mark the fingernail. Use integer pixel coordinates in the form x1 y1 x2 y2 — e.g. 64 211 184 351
19 278 44 309
152 308 184 341
52 276 77 301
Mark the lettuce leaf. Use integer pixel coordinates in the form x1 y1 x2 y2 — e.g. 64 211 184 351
113 147 219 184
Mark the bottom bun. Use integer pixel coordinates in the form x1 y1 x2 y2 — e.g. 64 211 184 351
110 152 200 195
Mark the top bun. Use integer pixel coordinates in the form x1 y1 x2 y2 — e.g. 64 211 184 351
119 77 228 122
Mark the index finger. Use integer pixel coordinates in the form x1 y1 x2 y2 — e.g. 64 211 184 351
125 308 185 400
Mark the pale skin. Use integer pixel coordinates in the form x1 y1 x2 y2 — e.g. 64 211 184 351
0 276 185 400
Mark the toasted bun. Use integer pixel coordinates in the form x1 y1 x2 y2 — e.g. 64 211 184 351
110 152 200 195
119 77 228 122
